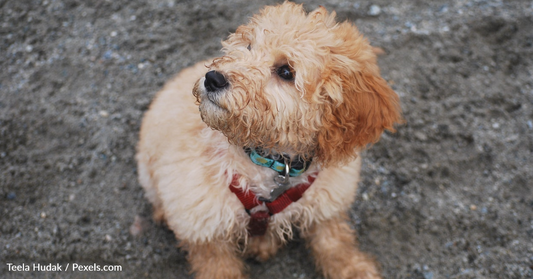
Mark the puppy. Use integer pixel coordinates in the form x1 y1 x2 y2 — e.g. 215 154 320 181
137 2 402 279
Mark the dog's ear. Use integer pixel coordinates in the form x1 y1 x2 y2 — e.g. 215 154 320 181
316 22 402 166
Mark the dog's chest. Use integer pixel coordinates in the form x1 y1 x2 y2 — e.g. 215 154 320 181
242 169 310 200
229 169 318 236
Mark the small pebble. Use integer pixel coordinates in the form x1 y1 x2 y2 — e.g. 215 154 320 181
470 205 477 211
415 132 428 141
99 110 109 117
368 5 382 16
7 192 16 200
105 234 112 242
103 50 113 60
40 212 47 218
423 271 434 279
110 31 117 37
26 45 33 52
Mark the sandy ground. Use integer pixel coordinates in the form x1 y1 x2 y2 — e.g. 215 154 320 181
1 0 532 278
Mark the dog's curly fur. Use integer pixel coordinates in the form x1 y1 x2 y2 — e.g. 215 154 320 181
137 2 402 279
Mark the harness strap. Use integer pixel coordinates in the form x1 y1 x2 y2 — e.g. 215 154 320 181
229 173 317 236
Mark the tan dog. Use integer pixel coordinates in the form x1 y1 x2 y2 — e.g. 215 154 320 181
137 2 402 279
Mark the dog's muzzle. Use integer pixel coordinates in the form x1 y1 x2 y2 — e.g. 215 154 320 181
202 70 228 108
204 70 228 93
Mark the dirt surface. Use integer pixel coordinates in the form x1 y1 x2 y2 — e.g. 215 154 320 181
1 0 532 278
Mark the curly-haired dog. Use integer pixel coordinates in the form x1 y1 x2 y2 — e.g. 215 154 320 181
137 2 402 279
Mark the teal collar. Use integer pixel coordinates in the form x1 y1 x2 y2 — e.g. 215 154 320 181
245 148 312 177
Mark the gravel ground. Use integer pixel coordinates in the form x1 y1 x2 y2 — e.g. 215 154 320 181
1 0 532 278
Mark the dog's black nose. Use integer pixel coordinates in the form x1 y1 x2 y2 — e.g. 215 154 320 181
204 70 228 92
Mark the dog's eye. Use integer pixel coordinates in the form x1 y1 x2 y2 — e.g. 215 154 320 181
276 65 294 81
247 44 251 51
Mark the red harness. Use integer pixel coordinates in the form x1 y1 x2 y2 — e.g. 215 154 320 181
229 173 317 236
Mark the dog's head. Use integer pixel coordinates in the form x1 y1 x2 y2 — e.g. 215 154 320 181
193 2 402 167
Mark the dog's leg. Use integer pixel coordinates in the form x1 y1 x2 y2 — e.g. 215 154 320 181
245 233 282 262
303 213 381 279
187 240 247 279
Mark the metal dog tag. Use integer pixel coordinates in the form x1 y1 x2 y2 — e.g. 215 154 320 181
270 175 290 198
269 163 291 201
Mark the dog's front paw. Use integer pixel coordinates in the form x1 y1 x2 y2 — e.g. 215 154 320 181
333 255 381 279
311 245 380 279
188 241 248 279
304 215 382 279
245 234 281 262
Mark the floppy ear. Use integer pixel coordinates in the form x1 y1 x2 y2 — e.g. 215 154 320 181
316 23 402 167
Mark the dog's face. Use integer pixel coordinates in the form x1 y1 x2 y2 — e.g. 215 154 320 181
193 2 402 166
